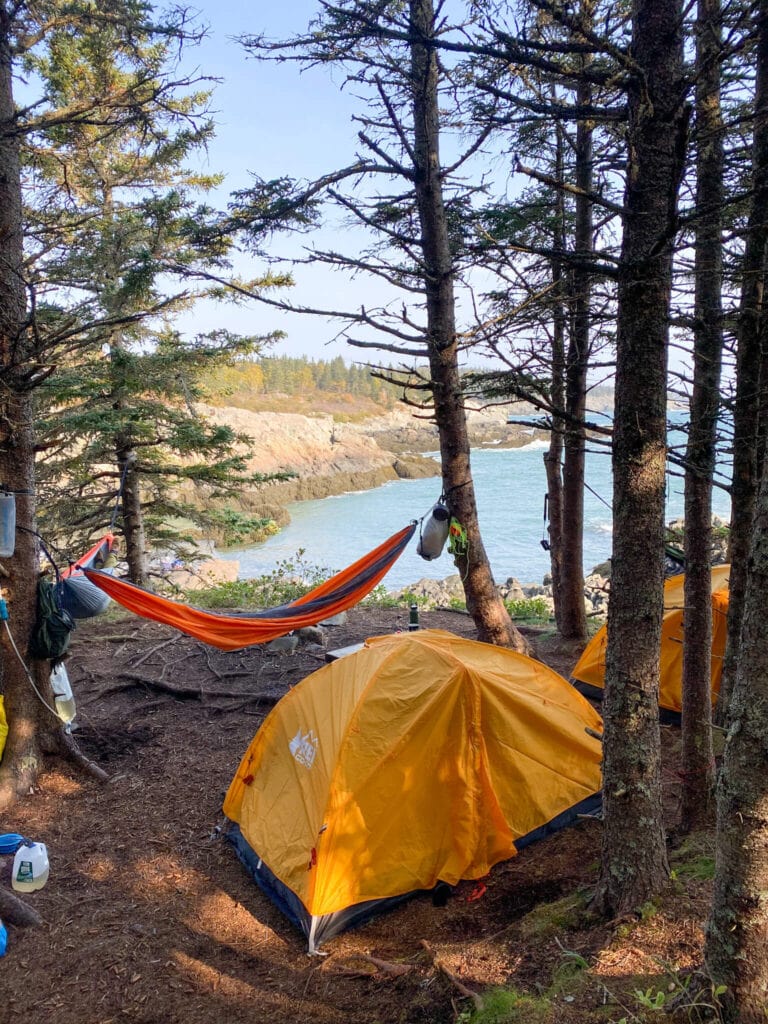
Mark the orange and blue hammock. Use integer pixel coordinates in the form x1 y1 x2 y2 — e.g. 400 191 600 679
84 522 417 651
56 532 116 619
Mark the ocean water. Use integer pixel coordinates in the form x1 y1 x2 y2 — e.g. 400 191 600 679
220 433 733 590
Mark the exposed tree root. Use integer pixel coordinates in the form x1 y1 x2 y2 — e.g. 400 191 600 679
420 939 483 1010
130 637 182 669
58 729 110 783
114 672 269 701
0 885 43 926
342 953 413 977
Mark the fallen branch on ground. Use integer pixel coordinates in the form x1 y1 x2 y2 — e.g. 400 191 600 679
420 939 483 1011
342 953 413 977
130 637 181 669
0 885 43 927
112 673 272 702
59 730 110 782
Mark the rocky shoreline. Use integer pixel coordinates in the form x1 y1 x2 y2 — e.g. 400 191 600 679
203 401 549 526
187 400 727 615
387 513 728 620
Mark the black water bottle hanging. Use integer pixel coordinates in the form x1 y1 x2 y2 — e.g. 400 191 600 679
540 493 551 551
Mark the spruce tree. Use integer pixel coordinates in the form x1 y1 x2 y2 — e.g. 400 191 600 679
24 14 281 586
0 0 280 814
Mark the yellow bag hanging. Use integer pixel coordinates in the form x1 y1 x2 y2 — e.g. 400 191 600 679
0 696 8 763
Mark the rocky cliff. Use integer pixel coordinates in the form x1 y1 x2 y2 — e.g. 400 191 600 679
203 402 544 524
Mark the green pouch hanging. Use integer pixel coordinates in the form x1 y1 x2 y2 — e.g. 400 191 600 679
29 579 75 664
448 517 468 557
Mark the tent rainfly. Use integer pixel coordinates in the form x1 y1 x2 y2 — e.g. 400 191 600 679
224 629 603 952
570 565 730 718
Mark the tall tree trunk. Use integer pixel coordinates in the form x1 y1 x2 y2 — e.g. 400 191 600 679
116 446 149 588
559 46 594 644
679 0 725 833
705 435 768 1020
545 118 567 631
593 0 687 916
0 6 61 809
715 0 768 723
409 0 527 650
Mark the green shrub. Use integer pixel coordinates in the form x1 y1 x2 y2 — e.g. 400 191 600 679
457 986 551 1024
205 508 279 548
360 586 409 609
669 833 716 882
189 551 333 609
505 596 551 621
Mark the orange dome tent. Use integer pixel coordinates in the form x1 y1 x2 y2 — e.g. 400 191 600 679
224 629 603 952
571 565 730 717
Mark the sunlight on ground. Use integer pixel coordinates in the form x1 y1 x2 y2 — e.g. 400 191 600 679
130 856 207 897
184 890 288 953
78 852 116 882
171 948 317 1014
41 771 83 797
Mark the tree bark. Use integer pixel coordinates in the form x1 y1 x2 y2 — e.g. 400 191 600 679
0 3 105 810
704 439 768 1020
544 118 567 632
593 0 687 916
716 0 768 723
559 33 594 644
679 0 725 833
409 0 528 651
117 447 149 588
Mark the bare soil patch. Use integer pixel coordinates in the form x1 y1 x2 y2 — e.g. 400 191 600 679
1 607 710 1024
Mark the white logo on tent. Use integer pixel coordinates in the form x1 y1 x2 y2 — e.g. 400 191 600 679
290 728 318 769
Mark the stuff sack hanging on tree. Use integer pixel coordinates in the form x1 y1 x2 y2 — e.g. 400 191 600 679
417 501 450 561
28 579 75 666
448 517 468 557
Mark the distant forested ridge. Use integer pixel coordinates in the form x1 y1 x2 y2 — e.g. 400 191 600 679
205 356 618 414
206 355 402 406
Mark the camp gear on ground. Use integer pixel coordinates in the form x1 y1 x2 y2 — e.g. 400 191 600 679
416 502 450 560
570 564 730 718
408 602 420 630
0 834 25 856
84 523 417 651
224 629 603 952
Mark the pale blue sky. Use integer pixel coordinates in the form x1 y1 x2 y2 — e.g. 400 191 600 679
179 1 388 363
186 2 360 186
176 1 527 369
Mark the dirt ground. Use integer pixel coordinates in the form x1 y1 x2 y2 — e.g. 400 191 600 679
1 606 713 1024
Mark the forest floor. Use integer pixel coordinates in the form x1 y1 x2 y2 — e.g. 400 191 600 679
1 606 717 1024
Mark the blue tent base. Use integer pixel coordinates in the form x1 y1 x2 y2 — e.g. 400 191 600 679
571 677 683 726
226 823 421 952
515 791 602 851
226 791 602 953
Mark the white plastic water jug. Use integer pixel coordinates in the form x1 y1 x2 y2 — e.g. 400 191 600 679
50 663 76 724
11 841 49 892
